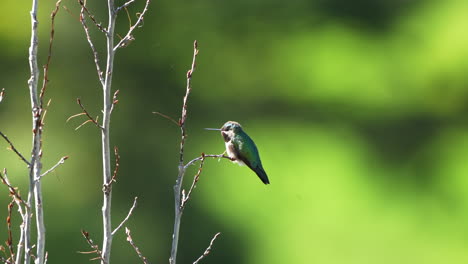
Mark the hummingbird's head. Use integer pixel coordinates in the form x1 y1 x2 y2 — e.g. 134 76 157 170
221 121 242 133
205 121 243 142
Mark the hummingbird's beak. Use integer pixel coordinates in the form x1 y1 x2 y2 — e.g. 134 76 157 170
204 128 221 131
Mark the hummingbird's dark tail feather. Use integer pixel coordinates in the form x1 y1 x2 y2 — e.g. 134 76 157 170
238 155 270 185
254 166 270 185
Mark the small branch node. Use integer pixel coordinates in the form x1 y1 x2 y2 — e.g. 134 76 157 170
180 153 205 210
125 227 149 264
79 230 106 264
72 98 103 130
114 0 151 50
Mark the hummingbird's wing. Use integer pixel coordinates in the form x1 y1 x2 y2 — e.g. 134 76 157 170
235 131 270 184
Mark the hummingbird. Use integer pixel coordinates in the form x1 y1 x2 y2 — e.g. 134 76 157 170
206 121 270 184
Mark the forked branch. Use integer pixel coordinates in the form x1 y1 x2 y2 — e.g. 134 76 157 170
114 0 151 50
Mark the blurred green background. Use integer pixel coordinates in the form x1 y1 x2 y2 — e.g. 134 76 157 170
2 0 468 263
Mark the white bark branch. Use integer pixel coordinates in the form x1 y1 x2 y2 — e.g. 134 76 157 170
39 156 68 179
169 40 199 264
114 0 151 50
112 197 138 236
192 232 221 264
100 2 117 263
27 0 46 263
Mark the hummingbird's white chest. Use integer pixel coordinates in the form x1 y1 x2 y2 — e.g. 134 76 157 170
225 140 245 166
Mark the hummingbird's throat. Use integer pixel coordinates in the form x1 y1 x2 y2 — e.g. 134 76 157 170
221 131 231 142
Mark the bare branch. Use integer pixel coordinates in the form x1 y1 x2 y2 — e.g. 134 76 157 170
109 90 119 114
66 112 87 123
169 40 199 264
79 230 106 264
6 199 15 261
103 146 119 194
111 146 120 184
152 111 179 127
0 169 28 208
75 98 103 129
116 0 135 13
0 131 31 166
181 154 205 209
193 232 221 264
40 98 53 127
114 0 151 50
125 228 149 264
0 169 29 264
62 5 80 22
184 154 232 169
38 156 68 179
179 40 199 164
111 197 137 236
39 0 62 106
79 1 105 85
78 0 107 33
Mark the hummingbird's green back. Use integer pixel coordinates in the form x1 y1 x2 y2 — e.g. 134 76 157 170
232 129 269 184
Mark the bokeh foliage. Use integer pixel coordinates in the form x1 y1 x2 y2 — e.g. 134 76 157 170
1 0 468 263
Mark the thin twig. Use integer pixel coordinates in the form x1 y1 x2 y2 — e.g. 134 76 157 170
6 199 15 261
116 0 136 13
39 0 62 107
152 111 179 127
38 156 68 179
76 98 103 129
66 112 87 123
111 197 137 236
179 40 199 163
181 154 205 209
109 90 119 114
79 230 106 264
40 98 53 128
0 169 29 264
79 0 105 85
169 40 199 264
125 227 149 264
103 146 119 194
111 146 120 184
184 154 232 169
0 131 31 166
114 0 151 50
193 232 221 264
0 169 28 208
78 0 106 33
14 204 25 264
